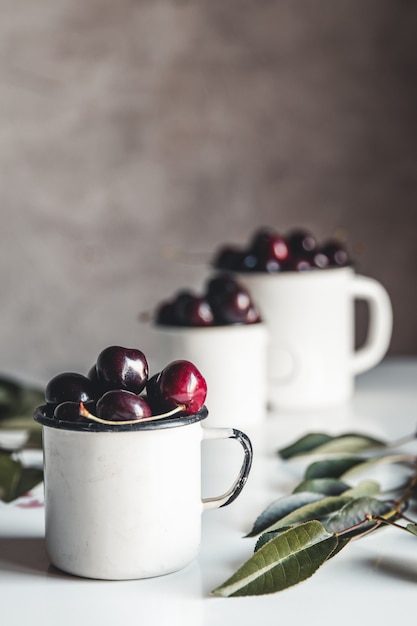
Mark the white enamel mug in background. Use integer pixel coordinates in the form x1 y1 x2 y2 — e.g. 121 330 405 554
237 267 393 411
153 323 268 429
34 407 252 580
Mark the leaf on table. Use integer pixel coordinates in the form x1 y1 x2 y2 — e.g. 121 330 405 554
0 377 43 420
278 433 334 459
254 527 352 557
16 385 44 416
343 480 381 497
304 456 367 480
278 432 386 460
308 434 386 456
258 494 353 535
245 492 325 537
0 454 43 503
406 524 417 536
339 454 415 480
0 378 44 450
293 477 351 496
324 497 395 537
0 378 22 418
212 520 339 597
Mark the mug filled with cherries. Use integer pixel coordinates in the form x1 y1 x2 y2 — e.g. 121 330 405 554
152 274 268 429
34 346 253 580
211 227 393 412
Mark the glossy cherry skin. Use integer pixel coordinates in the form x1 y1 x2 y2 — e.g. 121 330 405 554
157 360 207 415
320 240 350 267
206 274 252 324
96 390 152 421
212 245 245 271
145 373 167 413
53 400 96 423
45 372 97 405
182 296 214 326
96 346 149 394
286 228 317 256
155 300 177 325
172 290 195 325
249 227 289 270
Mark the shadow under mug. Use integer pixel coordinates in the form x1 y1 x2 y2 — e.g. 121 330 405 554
236 266 393 411
34 406 252 580
152 322 268 429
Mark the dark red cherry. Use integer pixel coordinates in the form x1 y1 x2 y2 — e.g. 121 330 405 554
145 372 167 413
245 304 262 324
286 229 317 256
96 390 152 421
172 290 195 325
182 296 214 326
155 300 177 326
53 400 96 423
312 251 331 269
158 360 207 415
96 346 149 394
249 227 289 268
45 372 97 405
286 256 314 271
213 245 245 271
320 240 350 267
206 274 252 324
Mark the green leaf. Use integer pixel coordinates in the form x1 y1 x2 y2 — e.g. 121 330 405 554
0 377 44 422
293 478 350 496
304 456 366 479
278 432 386 460
212 520 339 597
246 492 325 537
324 497 395 537
310 434 385 456
0 378 44 450
14 466 43 500
339 454 414 480
406 524 417 536
254 528 291 552
343 480 380 497
278 433 333 459
16 386 44 415
0 378 21 418
0 453 43 502
261 495 353 534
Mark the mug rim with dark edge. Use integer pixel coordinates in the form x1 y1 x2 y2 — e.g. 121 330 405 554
33 404 208 432
226 263 356 276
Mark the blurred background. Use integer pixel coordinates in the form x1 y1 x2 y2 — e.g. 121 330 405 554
0 0 416 384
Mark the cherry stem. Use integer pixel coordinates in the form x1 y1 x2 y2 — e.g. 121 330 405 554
79 402 186 425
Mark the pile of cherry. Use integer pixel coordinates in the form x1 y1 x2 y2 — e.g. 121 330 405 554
44 346 207 425
155 273 261 327
212 226 351 273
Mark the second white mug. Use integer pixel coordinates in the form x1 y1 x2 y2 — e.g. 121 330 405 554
153 322 268 429
237 266 393 412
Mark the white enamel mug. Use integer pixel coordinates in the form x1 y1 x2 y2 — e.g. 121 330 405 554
34 406 252 580
152 323 268 429
236 266 393 411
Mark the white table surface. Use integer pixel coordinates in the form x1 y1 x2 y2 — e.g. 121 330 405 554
1 357 417 625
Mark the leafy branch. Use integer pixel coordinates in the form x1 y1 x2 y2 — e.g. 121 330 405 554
212 428 417 597
0 375 44 503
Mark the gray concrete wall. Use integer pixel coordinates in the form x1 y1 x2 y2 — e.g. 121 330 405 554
0 0 416 382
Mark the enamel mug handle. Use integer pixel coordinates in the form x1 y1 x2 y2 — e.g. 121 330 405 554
202 428 253 511
350 274 393 375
